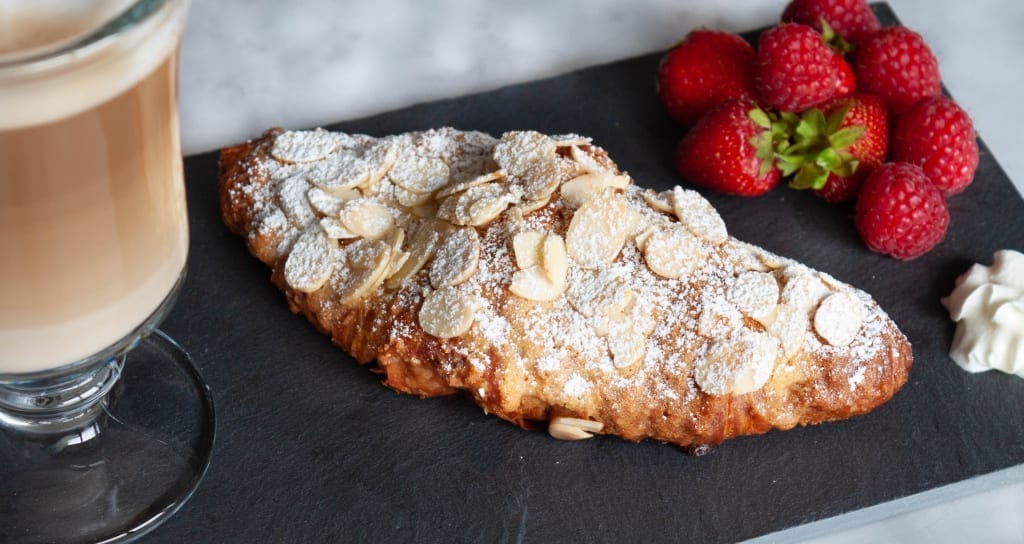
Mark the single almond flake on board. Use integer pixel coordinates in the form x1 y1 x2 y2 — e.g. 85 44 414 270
641 224 700 280
338 199 395 240
271 130 339 163
419 287 480 339
284 225 337 293
566 189 630 268
429 227 481 288
814 292 865 346
547 416 603 440
672 187 727 244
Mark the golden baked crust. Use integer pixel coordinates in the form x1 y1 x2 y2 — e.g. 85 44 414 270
219 127 913 448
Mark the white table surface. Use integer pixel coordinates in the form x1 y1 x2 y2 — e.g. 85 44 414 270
177 1 1024 542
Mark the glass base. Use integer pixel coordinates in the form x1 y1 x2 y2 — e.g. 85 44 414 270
0 331 215 544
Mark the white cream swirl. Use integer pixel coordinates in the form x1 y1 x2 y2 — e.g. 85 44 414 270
942 250 1024 377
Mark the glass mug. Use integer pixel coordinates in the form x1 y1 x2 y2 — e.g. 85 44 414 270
0 1 214 542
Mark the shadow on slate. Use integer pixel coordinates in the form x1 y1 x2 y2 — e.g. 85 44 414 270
152 3 1024 543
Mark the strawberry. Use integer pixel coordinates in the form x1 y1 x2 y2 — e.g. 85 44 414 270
781 0 881 45
779 93 888 202
854 26 941 113
754 23 841 112
675 99 782 196
656 29 757 126
855 162 949 259
891 96 979 196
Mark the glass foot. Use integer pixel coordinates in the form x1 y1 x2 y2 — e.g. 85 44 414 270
0 331 215 544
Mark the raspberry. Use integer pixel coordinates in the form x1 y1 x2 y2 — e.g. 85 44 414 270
891 96 979 196
855 163 949 260
754 23 840 112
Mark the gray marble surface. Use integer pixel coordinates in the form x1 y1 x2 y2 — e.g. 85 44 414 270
176 1 1024 542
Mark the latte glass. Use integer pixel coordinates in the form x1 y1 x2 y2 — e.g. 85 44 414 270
0 1 214 541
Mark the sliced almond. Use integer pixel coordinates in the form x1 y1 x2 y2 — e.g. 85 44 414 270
394 185 434 208
607 319 647 370
276 175 316 226
336 238 391 304
429 227 481 288
780 268 831 314
384 221 440 288
672 187 727 245
438 182 515 226
566 269 635 319
364 139 399 186
465 192 516 226
510 266 564 302
337 199 395 240
434 169 505 200
551 134 593 147
284 225 336 293
307 186 358 217
694 331 779 396
813 292 864 346
492 131 574 201
540 234 568 284
271 130 339 163
569 145 609 174
548 416 603 440
418 287 480 339
388 153 450 194
728 271 780 326
642 225 701 280
641 188 675 214
518 195 551 215
769 304 808 360
559 172 630 208
319 216 359 240
305 152 371 195
566 189 629 269
513 230 545 269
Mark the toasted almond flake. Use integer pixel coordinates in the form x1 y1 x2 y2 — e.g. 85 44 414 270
510 266 564 302
307 186 358 217
513 230 545 270
338 199 395 240
284 225 336 293
429 227 481 288
493 131 575 201
672 187 727 244
277 175 316 226
641 225 700 279
607 320 646 369
336 238 391 304
384 221 440 288
389 153 450 194
364 139 399 185
434 169 505 199
559 172 630 208
769 304 808 360
385 250 411 279
641 188 675 214
566 189 629 269
569 145 608 174
634 225 658 249
438 182 516 226
566 269 635 319
319 217 359 240
465 193 515 226
518 195 551 214
694 331 779 396
551 134 593 147
271 130 339 163
540 234 568 285
304 152 371 196
394 185 434 208
781 269 831 314
729 271 780 325
547 417 603 440
813 292 864 346
419 287 479 338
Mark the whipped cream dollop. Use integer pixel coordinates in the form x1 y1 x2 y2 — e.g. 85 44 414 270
942 249 1024 378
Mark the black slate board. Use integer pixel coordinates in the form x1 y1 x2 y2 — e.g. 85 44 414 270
151 4 1024 542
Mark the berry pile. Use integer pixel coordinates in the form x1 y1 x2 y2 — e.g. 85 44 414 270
656 0 979 260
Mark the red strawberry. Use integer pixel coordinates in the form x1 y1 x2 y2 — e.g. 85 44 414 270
656 29 757 126
781 0 881 44
833 53 856 99
675 99 782 196
811 94 889 202
891 96 979 196
855 162 949 259
854 26 941 113
755 23 840 112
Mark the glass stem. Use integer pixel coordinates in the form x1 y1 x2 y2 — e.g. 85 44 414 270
0 356 124 438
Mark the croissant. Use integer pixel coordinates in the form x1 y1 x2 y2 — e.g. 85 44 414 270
218 126 912 450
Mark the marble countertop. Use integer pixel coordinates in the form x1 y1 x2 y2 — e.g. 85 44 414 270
177 0 1024 542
